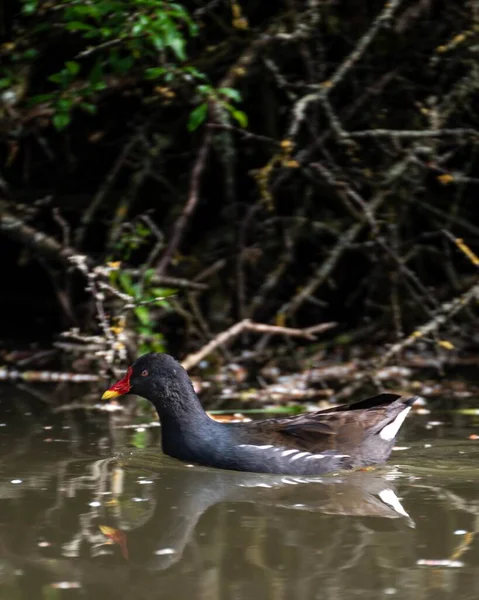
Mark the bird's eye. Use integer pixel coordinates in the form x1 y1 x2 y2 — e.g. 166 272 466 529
141 369 149 377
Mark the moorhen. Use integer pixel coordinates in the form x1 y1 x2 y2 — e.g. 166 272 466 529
102 353 416 475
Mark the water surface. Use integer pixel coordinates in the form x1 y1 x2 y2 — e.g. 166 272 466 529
1 386 479 599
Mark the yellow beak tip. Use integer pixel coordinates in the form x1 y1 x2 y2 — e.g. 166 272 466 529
101 390 120 401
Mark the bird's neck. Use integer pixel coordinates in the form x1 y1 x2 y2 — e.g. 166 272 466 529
151 377 215 434
151 378 221 462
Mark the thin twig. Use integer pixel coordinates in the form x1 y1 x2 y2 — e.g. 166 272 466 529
348 128 479 139
336 279 479 400
379 280 479 368
275 193 387 320
193 259 227 282
126 270 208 290
76 136 137 247
288 0 403 139
156 128 212 275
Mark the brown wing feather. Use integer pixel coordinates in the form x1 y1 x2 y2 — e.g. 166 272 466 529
240 393 408 453
249 416 337 452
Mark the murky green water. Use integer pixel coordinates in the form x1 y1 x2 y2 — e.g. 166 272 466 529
1 387 479 599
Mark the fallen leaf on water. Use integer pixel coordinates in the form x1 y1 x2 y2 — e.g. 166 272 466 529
207 412 252 423
99 525 129 560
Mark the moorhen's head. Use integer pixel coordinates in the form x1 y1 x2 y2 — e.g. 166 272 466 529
101 353 192 406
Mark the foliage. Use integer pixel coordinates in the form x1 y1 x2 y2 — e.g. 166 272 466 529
2 0 479 370
109 221 177 355
1 0 246 130
114 268 175 355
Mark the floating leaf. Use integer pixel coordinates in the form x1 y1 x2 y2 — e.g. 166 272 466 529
99 525 129 559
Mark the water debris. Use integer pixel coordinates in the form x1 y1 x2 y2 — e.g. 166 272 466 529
155 548 176 555
425 421 444 429
0 367 99 383
416 559 464 568
208 412 252 423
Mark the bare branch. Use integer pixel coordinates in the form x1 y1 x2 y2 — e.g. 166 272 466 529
0 200 76 264
181 319 336 371
348 128 479 139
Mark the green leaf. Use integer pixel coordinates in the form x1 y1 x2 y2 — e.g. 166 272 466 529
142 268 156 283
57 97 73 111
145 67 167 79
168 35 186 61
23 48 38 59
118 272 136 296
134 305 151 326
0 78 12 90
65 5 98 17
48 72 67 84
89 60 104 84
131 18 146 36
187 103 208 131
91 80 107 91
65 21 94 32
28 93 54 105
22 1 38 15
151 287 177 297
115 56 134 74
218 87 242 102
151 35 165 52
183 67 206 83
197 84 212 96
80 102 97 114
231 109 248 128
66 61 80 75
52 112 71 131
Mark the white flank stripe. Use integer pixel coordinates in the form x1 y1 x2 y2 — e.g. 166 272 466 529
379 407 412 441
290 451 311 462
378 489 410 518
237 444 274 450
281 449 298 457
306 454 325 460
